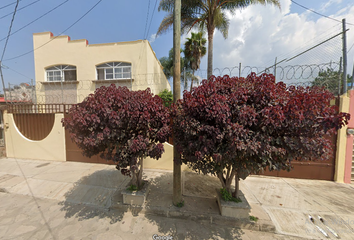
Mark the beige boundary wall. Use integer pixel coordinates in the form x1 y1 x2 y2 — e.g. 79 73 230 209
5 113 66 161
144 143 188 171
334 93 350 183
4 111 180 171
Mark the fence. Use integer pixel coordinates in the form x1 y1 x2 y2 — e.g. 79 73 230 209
6 72 170 105
7 104 73 114
5 22 350 102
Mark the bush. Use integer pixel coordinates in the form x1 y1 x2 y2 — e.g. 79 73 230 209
172 73 349 198
62 85 171 189
158 89 173 107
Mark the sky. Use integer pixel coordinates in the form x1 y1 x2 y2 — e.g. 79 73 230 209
0 0 353 88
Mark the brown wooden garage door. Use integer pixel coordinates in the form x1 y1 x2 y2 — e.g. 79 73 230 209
257 134 337 181
64 112 336 180
65 127 116 165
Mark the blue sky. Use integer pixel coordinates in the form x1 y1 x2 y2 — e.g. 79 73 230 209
0 0 353 87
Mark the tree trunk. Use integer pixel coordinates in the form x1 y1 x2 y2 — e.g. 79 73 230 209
207 27 214 80
190 70 195 92
217 168 237 196
130 157 144 190
232 174 240 199
131 168 138 187
137 157 143 189
183 68 188 92
173 0 183 206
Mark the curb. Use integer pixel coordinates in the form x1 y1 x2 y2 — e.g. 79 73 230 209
109 192 276 233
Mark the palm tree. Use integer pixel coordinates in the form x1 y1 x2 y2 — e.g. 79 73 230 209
157 0 281 79
159 47 192 91
184 32 206 91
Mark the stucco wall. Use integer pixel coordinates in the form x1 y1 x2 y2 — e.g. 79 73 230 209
144 143 188 171
5 113 66 161
344 90 354 183
33 32 171 104
334 93 350 183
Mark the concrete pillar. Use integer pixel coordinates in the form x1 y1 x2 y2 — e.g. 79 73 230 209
334 93 350 182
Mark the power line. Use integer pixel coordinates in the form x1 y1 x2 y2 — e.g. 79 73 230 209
348 42 354 54
143 0 151 39
146 0 158 40
291 0 354 26
0 0 41 20
4 0 103 62
0 0 70 42
1 0 20 62
0 0 23 10
262 23 342 69
2 64 32 79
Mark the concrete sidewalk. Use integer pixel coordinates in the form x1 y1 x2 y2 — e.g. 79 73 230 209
0 157 354 239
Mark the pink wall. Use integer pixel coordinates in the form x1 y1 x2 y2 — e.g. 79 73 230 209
344 90 354 183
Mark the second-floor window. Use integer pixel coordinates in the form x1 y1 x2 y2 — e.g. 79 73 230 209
96 62 131 80
46 65 77 82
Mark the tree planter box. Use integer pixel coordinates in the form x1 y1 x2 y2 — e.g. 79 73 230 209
121 181 150 206
216 188 250 219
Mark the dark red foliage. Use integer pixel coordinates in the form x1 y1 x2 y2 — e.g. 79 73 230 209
62 85 170 176
172 73 350 179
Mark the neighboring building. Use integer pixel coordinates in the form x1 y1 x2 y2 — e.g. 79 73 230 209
4 83 35 103
33 32 171 104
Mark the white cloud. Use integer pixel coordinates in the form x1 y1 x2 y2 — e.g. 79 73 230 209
149 33 157 43
320 0 343 13
200 0 354 81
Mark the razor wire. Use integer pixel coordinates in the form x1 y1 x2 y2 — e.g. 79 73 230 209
6 72 171 104
6 61 345 104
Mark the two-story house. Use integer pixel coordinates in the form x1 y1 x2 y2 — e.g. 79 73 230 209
33 32 171 104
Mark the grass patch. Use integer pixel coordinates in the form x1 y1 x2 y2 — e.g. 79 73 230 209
175 200 185 208
127 184 138 191
220 188 242 203
250 215 259 222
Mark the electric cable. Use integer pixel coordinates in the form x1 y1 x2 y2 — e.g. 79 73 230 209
291 0 354 26
0 0 70 42
1 0 20 62
0 0 41 20
4 0 103 62
0 0 23 10
146 0 158 40
143 0 151 39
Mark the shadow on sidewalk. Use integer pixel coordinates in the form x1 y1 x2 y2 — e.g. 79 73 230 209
58 168 129 223
143 172 244 239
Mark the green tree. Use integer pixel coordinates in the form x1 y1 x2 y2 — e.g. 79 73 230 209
159 47 193 91
312 68 352 95
157 0 280 79
172 73 349 198
184 32 207 91
158 89 173 107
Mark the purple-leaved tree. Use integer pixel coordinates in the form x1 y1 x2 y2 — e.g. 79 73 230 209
62 85 170 189
172 73 349 198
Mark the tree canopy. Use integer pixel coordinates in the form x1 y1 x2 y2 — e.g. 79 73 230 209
157 0 280 79
62 85 171 189
184 31 207 91
312 68 352 95
172 73 349 197
159 47 192 91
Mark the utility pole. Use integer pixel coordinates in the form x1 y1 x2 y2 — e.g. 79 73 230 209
342 18 347 94
173 0 182 206
0 61 6 103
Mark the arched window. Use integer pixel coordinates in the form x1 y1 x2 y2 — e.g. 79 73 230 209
46 65 77 82
96 62 131 80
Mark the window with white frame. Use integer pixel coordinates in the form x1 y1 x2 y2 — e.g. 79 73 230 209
46 65 77 82
96 62 131 80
